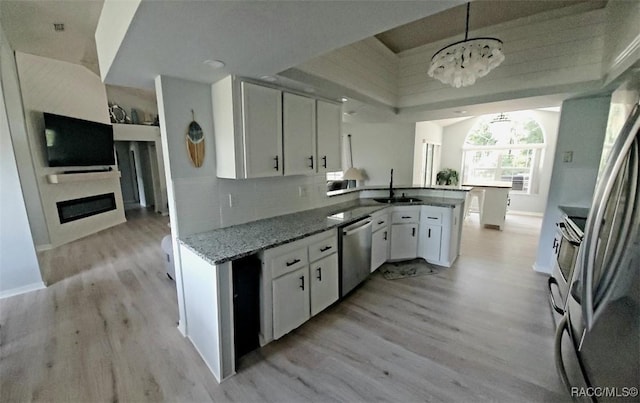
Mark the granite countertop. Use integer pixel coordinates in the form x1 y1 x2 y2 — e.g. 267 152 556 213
179 196 464 265
327 184 472 197
463 181 513 189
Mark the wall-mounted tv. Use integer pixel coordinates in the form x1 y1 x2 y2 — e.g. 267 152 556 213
43 112 115 167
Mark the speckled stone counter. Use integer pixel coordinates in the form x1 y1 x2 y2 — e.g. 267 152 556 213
179 197 464 266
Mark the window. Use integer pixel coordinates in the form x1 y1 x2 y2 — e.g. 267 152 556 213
462 114 545 194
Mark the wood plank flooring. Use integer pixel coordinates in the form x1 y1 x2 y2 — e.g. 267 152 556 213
0 211 569 402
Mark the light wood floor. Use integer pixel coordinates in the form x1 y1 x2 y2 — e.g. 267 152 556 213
0 211 568 402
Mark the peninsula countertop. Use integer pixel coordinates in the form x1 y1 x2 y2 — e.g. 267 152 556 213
179 197 464 266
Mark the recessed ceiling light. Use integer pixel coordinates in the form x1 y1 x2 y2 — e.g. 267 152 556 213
454 110 467 114
203 59 225 69
304 87 315 93
260 75 277 82
341 97 348 102
53 23 65 32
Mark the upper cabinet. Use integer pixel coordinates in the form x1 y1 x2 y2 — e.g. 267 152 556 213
213 77 282 179
316 100 342 173
212 76 341 179
283 93 316 176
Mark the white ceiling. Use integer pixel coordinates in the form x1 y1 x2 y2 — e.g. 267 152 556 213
98 0 465 89
0 0 104 74
0 0 605 123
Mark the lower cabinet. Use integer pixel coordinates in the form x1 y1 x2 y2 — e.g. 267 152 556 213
390 224 418 260
272 267 310 339
309 254 339 316
261 229 338 342
371 227 390 271
422 224 442 262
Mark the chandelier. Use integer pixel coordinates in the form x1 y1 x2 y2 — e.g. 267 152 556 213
428 2 505 88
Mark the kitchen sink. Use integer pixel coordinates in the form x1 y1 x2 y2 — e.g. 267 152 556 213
373 197 422 204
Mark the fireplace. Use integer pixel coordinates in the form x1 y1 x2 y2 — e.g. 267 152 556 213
57 193 117 224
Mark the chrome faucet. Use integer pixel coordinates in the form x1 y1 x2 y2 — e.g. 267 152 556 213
389 168 395 199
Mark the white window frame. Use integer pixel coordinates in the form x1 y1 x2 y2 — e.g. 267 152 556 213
462 143 545 195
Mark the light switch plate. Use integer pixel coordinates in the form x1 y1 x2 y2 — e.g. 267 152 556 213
563 151 573 163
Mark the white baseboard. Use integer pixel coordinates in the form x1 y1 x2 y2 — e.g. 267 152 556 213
0 281 46 299
507 210 544 217
35 243 53 252
532 263 552 274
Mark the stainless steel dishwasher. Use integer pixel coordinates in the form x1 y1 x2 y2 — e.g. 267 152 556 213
339 216 372 297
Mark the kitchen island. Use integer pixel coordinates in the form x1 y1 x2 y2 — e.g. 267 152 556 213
178 188 468 383
464 182 512 230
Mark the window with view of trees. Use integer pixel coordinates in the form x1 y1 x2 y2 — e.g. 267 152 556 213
462 115 545 194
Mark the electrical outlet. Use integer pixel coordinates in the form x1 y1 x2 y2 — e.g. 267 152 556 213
563 151 573 163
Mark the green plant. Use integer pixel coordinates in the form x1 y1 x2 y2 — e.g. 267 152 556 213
436 168 459 185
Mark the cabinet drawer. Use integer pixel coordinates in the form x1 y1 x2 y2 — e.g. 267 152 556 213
308 236 337 263
422 212 443 225
372 214 390 232
392 211 419 224
271 248 308 278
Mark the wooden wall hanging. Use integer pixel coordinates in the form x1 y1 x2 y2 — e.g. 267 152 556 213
186 110 204 167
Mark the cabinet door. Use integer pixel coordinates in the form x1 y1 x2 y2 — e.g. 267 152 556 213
241 82 283 178
310 254 339 316
283 93 316 175
390 224 418 260
272 267 310 339
371 228 390 272
422 225 442 262
316 100 341 173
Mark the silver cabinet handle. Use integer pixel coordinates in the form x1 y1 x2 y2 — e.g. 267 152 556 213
320 245 332 252
299 275 305 290
322 155 327 168
412 227 416 237
383 231 387 241
274 156 279 171
316 267 322 281
308 156 314 169
547 277 565 315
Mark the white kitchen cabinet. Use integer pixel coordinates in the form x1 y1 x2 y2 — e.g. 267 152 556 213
283 93 316 175
261 229 338 342
272 267 310 339
213 76 341 179
310 254 339 316
479 187 510 230
418 205 462 267
371 226 390 272
316 100 342 173
390 223 419 260
389 206 419 261
212 77 283 179
421 224 442 262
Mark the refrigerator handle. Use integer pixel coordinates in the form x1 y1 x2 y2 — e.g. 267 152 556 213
582 104 640 330
554 315 596 402
592 140 639 322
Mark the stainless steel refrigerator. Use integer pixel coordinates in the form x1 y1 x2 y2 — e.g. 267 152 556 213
554 95 639 403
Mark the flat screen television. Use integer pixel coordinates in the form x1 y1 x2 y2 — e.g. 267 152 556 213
43 112 115 167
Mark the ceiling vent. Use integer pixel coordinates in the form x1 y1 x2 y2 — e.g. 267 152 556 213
53 23 65 32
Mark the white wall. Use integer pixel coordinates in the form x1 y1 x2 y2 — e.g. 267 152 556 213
534 95 610 274
0 23 45 298
343 121 415 186
412 121 442 185
16 52 126 248
441 110 560 214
